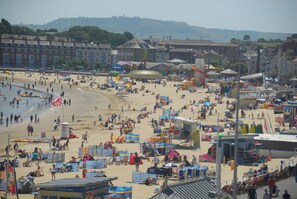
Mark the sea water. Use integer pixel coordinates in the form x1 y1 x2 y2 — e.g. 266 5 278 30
0 84 47 123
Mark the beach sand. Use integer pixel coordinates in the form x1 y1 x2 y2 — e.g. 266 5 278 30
0 71 295 199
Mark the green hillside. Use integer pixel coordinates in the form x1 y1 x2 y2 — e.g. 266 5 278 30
26 16 291 42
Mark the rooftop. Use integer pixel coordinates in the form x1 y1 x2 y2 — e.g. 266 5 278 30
35 177 117 188
150 178 230 199
117 38 157 49
158 39 238 47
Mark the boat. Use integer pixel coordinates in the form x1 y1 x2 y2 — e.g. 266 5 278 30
39 95 50 99
279 129 297 135
254 134 297 158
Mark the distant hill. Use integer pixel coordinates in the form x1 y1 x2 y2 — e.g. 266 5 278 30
26 17 291 42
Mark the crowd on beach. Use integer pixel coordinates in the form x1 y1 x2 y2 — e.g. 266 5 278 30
1 72 297 199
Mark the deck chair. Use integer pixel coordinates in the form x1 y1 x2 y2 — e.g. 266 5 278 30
108 157 114 165
23 159 32 167
122 156 128 165
115 156 121 165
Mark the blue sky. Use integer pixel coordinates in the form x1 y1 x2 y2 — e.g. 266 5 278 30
0 0 296 33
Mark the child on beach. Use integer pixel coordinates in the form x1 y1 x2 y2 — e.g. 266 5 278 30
51 164 57 180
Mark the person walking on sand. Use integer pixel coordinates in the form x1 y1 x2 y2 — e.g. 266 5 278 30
27 124 30 136
134 153 140 172
30 125 34 136
51 164 57 180
263 189 272 199
248 186 257 199
82 131 89 143
82 166 87 178
282 190 291 199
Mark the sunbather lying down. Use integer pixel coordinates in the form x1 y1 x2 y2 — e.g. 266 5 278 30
27 166 44 177
144 177 158 186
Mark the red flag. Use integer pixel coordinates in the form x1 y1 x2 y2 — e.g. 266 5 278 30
0 164 17 195
51 96 62 106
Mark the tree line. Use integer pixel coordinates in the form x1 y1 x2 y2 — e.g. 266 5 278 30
0 18 134 48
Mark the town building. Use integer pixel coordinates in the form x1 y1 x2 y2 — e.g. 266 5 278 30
243 49 258 74
154 39 240 63
270 35 297 80
259 46 277 76
116 38 157 63
0 34 112 69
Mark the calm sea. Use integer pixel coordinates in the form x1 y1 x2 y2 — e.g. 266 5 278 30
0 84 47 122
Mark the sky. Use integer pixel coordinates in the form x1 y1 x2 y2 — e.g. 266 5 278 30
0 0 296 33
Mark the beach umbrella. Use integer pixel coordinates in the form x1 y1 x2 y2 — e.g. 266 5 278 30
204 101 211 106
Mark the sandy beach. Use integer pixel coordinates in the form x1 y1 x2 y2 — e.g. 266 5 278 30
0 71 296 199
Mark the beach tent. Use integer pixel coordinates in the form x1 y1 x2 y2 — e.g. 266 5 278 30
108 71 120 77
167 149 179 160
129 153 143 165
240 124 248 134
250 124 256 133
256 124 263 134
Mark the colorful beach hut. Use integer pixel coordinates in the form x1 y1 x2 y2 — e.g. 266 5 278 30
250 124 256 133
256 124 263 134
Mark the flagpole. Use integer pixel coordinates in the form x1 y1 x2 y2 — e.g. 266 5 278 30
62 99 65 123
5 133 10 199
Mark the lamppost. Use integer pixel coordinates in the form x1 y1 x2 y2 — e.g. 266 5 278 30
189 49 193 64
233 63 241 199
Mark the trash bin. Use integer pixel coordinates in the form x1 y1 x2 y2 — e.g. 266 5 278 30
61 122 70 139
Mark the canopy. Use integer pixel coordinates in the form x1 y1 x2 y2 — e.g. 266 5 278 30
220 69 238 75
233 119 244 125
207 71 220 76
117 61 131 66
129 70 162 80
167 59 186 64
241 73 263 80
261 88 275 94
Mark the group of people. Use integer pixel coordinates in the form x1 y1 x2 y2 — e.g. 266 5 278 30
26 124 34 136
